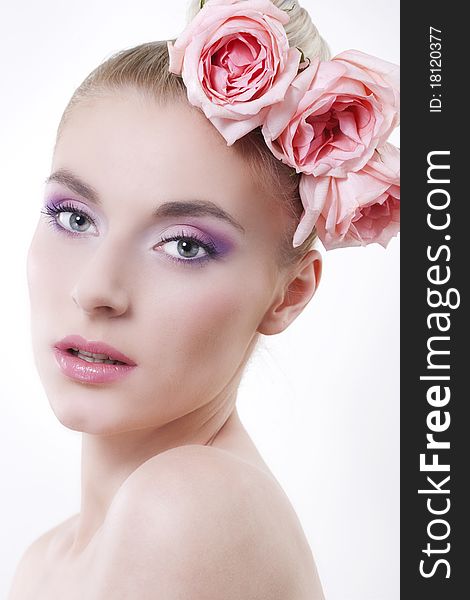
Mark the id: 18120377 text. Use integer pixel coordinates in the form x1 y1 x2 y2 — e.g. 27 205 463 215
429 26 443 113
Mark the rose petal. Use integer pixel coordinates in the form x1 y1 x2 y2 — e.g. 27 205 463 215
264 49 399 178
292 144 400 249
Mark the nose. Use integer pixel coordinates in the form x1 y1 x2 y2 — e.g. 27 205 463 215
71 238 131 318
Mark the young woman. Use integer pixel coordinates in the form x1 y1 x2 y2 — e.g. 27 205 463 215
7 0 399 598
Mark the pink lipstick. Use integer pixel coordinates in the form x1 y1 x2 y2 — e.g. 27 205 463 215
53 334 137 384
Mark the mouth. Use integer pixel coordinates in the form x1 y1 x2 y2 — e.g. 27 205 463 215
54 334 136 366
52 335 137 384
66 348 127 365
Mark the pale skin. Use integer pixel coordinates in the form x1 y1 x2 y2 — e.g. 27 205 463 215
9 88 324 599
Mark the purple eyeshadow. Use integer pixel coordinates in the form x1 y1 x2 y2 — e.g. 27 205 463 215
160 220 236 258
40 195 99 240
200 231 234 256
41 195 237 264
44 195 94 216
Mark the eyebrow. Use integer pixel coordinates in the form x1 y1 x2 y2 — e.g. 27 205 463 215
44 169 246 234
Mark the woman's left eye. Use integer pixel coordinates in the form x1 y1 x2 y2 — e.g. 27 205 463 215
158 236 217 262
163 238 207 259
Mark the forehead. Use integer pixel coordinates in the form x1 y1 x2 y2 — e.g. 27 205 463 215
51 91 287 242
53 92 256 206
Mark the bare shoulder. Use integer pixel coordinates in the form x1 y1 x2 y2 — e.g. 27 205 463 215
91 444 325 600
8 515 77 599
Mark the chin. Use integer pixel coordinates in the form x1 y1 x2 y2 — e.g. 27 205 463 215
48 398 105 433
42 381 125 434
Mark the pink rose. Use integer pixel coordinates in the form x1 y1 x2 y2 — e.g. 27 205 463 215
167 0 301 145
262 49 400 177
293 142 400 250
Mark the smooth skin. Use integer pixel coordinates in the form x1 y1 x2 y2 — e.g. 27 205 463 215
9 88 324 599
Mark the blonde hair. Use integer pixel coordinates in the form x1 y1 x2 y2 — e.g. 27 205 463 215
56 0 330 267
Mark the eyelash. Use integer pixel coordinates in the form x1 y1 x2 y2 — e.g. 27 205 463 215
40 201 220 267
157 231 219 267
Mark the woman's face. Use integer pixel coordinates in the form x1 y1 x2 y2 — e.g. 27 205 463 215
27 90 293 435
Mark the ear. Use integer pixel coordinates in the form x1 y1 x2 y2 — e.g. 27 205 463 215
257 249 322 336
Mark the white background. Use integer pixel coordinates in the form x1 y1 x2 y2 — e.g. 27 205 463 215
0 1 399 598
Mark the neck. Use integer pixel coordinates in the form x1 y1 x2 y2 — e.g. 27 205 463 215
69 389 239 556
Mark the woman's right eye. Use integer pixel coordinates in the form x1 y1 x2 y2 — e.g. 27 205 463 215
41 202 98 235
57 210 95 233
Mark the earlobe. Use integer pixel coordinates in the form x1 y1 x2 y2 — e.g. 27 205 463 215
257 249 322 336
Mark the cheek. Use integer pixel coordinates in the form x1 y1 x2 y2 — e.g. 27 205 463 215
139 265 271 398
26 225 79 343
27 222 97 298
27 225 58 311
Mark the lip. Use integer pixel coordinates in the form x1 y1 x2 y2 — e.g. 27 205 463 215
53 334 137 385
55 335 136 365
